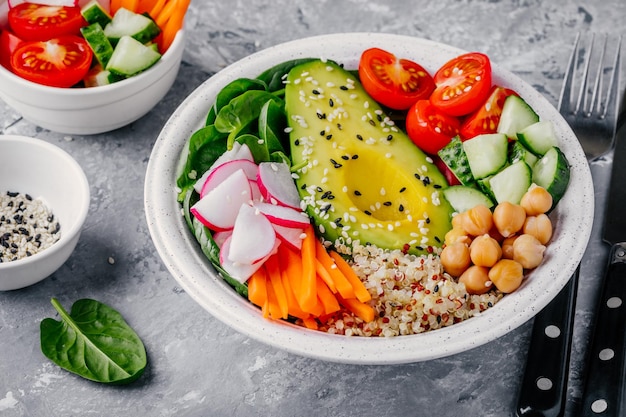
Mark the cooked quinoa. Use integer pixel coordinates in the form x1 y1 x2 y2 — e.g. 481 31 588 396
315 241 502 336
0 191 61 263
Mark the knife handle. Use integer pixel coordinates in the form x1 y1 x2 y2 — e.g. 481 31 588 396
516 268 578 417
580 243 626 417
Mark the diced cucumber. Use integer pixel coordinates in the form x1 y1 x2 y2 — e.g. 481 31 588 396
106 35 161 77
462 133 508 179
83 65 125 87
517 120 558 156
497 95 539 138
532 146 570 209
508 140 538 168
80 23 114 68
81 0 112 28
438 136 475 186
442 185 494 213
488 160 532 205
103 7 161 45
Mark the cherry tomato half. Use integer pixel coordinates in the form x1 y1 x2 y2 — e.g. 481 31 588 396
430 52 492 117
459 86 519 140
358 47 436 110
11 35 93 88
8 3 85 42
0 30 24 72
405 99 460 155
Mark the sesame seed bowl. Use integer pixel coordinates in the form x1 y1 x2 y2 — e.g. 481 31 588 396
144 33 594 364
0 135 90 291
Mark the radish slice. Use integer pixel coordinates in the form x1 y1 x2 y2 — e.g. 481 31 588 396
199 159 258 198
219 235 279 283
212 230 232 248
249 179 263 202
190 169 252 231
253 201 310 228
228 204 277 265
193 143 254 193
257 162 301 209
273 224 305 251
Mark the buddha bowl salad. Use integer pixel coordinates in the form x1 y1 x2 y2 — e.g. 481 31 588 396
176 48 570 337
0 0 189 87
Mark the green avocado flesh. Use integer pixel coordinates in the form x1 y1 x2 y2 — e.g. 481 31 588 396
285 60 453 255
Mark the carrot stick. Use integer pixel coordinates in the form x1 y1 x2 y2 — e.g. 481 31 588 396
265 276 282 320
297 225 318 313
316 277 340 315
277 245 309 320
265 255 288 319
336 294 375 323
247 266 268 309
121 0 139 13
315 259 337 293
302 317 319 330
329 251 371 303
314 239 355 299
147 0 167 19
110 0 123 15
155 0 179 28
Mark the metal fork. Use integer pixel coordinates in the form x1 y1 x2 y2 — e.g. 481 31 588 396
517 33 622 417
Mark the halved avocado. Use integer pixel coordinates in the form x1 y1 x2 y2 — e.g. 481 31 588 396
285 60 452 255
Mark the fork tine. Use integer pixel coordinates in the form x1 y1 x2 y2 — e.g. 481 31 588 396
601 34 622 122
576 33 595 114
557 32 580 114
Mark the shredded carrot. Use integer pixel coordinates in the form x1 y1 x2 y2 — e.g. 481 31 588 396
265 255 288 319
336 294 375 323
329 251 371 303
314 239 355 299
316 276 340 315
297 225 318 313
247 266 267 309
315 258 337 293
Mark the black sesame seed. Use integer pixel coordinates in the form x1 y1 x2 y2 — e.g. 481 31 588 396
414 173 421 180
340 85 348 90
354 190 362 196
321 191 332 199
399 187 406 193
383 201 392 206
356 134 363 141
329 99 334 107
368 119 376 126
433 184 442 189
387 135 393 141
352 154 359 160
319 130 325 136
326 134 333 140
376 114 383 122
399 204 404 212
434 236 441 243
316 112 326 119
330 159 342 168
364 210 372 216
312 89 320 95
337 123 342 130
294 139 300 145
341 155 349 160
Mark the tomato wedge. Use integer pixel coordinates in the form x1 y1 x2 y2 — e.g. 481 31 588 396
0 30 24 72
459 86 519 140
8 3 85 42
405 99 460 155
430 52 492 117
358 47 436 110
11 35 93 87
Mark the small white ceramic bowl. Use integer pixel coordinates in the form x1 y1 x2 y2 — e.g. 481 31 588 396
0 135 90 290
145 33 594 364
0 30 185 135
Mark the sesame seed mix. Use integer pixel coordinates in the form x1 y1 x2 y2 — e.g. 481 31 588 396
0 191 61 263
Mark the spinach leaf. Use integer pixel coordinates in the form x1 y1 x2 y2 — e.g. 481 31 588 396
256 58 319 92
258 99 288 156
40 298 147 385
214 91 284 150
235 133 270 163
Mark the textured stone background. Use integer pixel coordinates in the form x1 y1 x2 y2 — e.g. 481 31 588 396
1 0 625 416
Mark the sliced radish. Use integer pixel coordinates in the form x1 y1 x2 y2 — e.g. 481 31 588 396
273 224 306 251
193 143 253 193
253 201 310 228
228 204 277 265
199 159 258 198
219 235 279 283
249 179 263 202
190 169 252 231
257 161 301 209
212 230 232 248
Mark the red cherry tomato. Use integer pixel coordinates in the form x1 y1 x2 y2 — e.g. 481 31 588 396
433 155 461 186
11 35 93 88
8 3 85 42
430 52 492 117
459 86 519 140
0 30 24 72
405 99 461 155
358 47 436 110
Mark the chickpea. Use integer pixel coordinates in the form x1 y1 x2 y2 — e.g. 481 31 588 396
489 259 524 293
492 201 526 238
459 265 493 295
469 234 502 267
441 242 471 277
520 184 553 215
501 235 518 259
488 222 505 243
445 227 472 246
462 204 493 236
451 212 467 231
513 234 546 269
523 213 553 245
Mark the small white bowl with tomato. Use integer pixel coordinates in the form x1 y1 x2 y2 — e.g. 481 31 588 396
0 0 189 135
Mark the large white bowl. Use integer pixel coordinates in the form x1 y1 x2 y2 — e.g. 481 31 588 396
144 33 594 364
0 30 185 135
0 135 90 290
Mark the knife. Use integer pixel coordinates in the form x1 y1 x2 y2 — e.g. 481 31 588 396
578 95 626 417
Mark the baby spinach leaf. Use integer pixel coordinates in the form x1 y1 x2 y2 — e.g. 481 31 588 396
40 298 147 385
258 99 288 155
256 58 319 92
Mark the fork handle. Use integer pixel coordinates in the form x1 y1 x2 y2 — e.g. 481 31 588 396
516 268 578 417
579 243 626 417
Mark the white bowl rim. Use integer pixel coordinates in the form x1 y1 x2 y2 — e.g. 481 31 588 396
0 29 185 96
0 134 90 272
144 32 594 364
